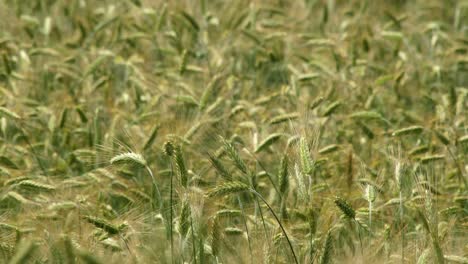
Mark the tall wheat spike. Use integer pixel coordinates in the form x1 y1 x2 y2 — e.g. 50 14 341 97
299 137 313 176
221 137 248 174
174 145 188 188
278 154 289 197
208 153 232 181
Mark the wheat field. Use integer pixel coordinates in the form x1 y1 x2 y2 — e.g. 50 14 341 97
0 0 467 263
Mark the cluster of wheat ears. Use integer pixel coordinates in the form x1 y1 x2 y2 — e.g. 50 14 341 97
0 0 467 263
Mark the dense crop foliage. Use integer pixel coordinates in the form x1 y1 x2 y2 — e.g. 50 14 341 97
0 0 467 263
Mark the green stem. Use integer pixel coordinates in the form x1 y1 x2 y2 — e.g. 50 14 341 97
17 122 47 176
447 147 468 190
146 166 162 210
250 190 298 264
170 162 174 264
237 195 253 264
254 194 271 242
190 215 197 264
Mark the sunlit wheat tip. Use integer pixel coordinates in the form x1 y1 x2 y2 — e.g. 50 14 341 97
207 181 250 197
392 125 424 137
0 106 21 120
110 152 147 167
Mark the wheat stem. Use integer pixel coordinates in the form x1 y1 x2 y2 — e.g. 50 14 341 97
250 190 298 264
